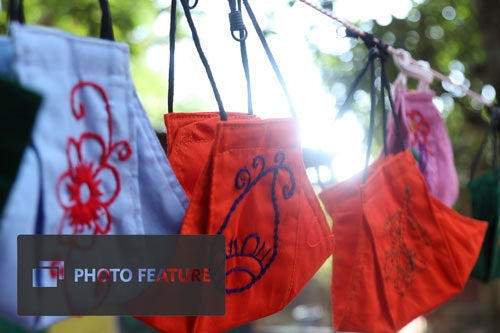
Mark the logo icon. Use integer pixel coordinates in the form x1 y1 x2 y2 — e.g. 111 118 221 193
32 261 65 288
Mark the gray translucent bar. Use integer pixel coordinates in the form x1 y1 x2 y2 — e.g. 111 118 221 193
18 235 225 316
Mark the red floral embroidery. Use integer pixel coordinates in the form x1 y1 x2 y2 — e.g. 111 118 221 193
56 81 132 235
407 109 434 173
408 109 432 155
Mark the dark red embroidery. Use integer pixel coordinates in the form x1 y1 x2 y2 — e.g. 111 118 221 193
383 186 431 296
56 81 132 235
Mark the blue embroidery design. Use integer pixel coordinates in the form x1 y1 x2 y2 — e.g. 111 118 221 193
217 151 296 293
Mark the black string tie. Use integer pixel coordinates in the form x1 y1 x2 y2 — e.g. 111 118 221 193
337 31 405 182
228 1 247 41
228 0 252 115
189 0 199 9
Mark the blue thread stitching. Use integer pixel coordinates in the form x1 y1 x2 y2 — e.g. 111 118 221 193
219 151 296 293
226 267 257 280
241 233 261 254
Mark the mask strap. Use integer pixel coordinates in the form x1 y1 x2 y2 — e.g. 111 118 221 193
98 0 115 41
167 0 177 114
168 0 227 120
8 0 115 41
363 47 378 182
228 0 252 115
381 50 405 153
8 0 25 24
338 31 405 182
242 0 296 117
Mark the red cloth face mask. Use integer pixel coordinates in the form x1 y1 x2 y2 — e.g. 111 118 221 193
164 112 257 199
320 150 487 333
138 117 333 332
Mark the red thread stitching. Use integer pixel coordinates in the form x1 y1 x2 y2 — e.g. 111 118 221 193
56 81 132 235
408 109 433 156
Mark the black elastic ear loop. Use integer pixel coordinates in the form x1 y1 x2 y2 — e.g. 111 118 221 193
378 47 388 156
381 60 405 153
242 0 296 117
189 0 199 9
99 0 115 41
180 0 227 120
379 43 405 154
8 0 114 41
334 45 373 178
228 0 253 115
335 30 374 120
336 57 371 120
8 0 25 23
363 47 378 182
168 0 177 114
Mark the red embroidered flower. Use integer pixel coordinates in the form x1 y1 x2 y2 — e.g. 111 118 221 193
56 82 131 235
408 109 431 148
57 135 115 234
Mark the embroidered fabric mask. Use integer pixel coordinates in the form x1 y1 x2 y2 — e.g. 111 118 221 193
0 23 188 330
138 117 333 333
320 150 486 333
385 86 459 206
165 112 256 199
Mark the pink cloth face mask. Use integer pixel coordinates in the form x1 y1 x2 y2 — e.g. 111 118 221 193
386 84 459 207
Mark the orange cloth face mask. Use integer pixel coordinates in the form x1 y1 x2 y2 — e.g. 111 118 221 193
138 117 333 333
164 112 256 199
320 150 487 333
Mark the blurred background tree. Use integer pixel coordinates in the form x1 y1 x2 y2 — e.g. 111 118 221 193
312 0 498 214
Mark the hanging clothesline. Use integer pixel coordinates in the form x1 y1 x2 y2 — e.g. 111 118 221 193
297 0 494 107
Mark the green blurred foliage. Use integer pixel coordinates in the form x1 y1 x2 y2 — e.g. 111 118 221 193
0 0 158 53
0 0 176 129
